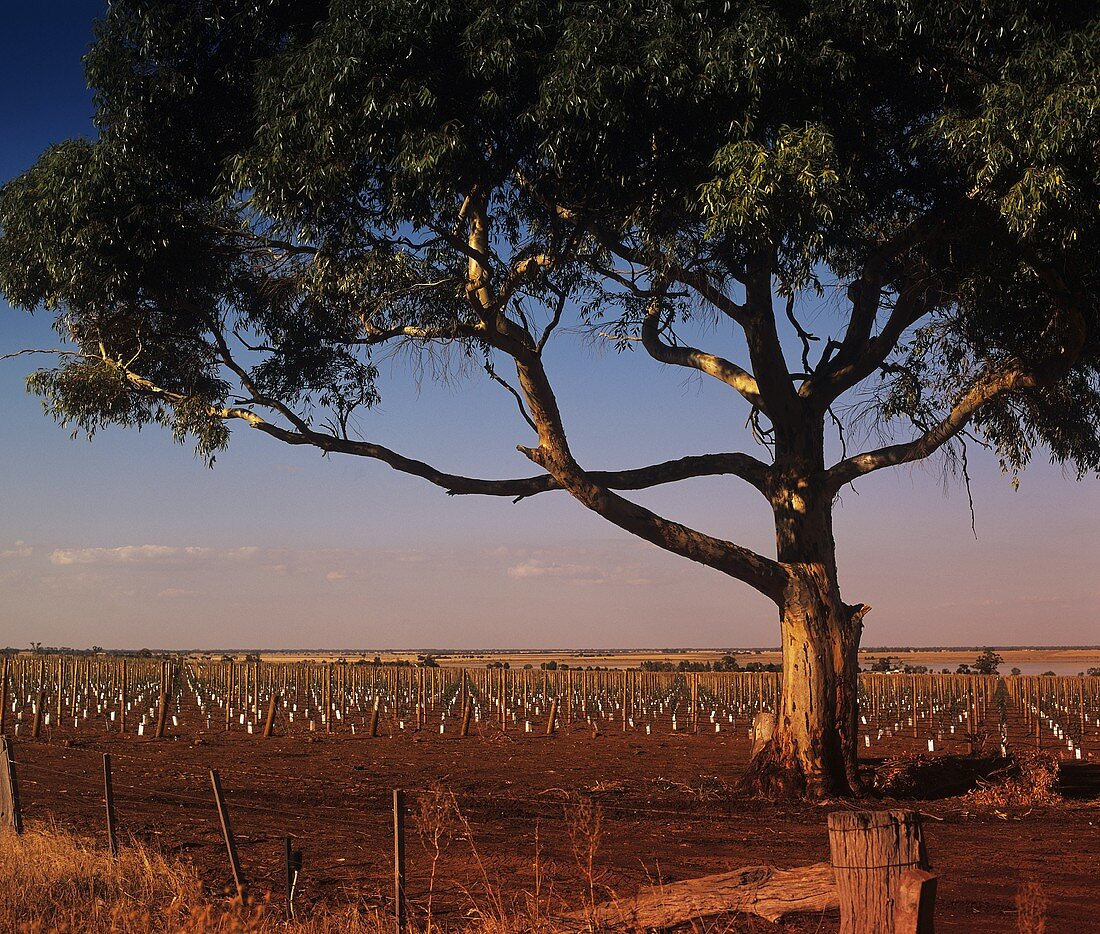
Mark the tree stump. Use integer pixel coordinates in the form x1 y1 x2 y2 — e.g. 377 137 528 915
827 810 933 934
750 711 776 756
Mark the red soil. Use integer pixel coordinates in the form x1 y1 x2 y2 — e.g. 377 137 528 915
12 718 1099 932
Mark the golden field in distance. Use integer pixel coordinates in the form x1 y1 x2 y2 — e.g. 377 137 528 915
246 647 1100 675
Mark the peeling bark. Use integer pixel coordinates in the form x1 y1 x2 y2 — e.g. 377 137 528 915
742 471 867 798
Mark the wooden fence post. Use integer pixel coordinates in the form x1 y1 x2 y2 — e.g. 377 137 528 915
0 736 23 834
31 683 43 739
415 668 424 731
827 809 934 934
262 693 279 738
210 769 247 901
224 662 234 732
459 698 472 737
324 663 332 733
154 690 169 739
546 697 558 735
393 789 406 934
103 753 118 855
0 655 8 735
120 658 128 734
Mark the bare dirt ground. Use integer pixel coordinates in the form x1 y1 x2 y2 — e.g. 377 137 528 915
13 712 1100 933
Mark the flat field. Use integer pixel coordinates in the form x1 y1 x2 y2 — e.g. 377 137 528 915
254 647 1100 676
13 703 1100 932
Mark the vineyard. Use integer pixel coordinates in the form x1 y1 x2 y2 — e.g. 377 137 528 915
2 655 1099 931
4 655 1099 757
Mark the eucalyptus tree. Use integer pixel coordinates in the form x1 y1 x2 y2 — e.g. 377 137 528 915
2 1 1097 796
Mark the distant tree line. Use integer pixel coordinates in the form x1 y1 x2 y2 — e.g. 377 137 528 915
637 655 780 673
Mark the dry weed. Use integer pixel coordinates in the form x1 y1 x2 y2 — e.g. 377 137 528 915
413 783 459 933
1015 880 1048 934
564 795 605 926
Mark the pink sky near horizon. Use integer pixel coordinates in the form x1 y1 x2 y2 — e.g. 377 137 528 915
1 392 1096 651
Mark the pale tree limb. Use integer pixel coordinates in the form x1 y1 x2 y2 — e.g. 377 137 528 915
824 366 1039 495
641 293 764 409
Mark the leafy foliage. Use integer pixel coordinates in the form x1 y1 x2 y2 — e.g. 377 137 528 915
1 0 1097 482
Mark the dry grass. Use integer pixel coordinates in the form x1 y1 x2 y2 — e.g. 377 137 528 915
0 822 393 933
0 811 835 933
0 822 594 934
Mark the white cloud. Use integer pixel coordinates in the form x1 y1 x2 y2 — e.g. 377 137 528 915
49 545 214 566
0 541 33 559
325 571 348 582
506 558 651 586
45 544 273 567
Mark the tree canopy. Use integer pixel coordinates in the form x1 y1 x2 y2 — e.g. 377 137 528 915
1 0 1098 795
2 2 1095 514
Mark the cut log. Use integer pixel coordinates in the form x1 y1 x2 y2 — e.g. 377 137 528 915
563 861 837 929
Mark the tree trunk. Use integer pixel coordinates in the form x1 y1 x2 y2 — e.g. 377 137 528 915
742 483 869 798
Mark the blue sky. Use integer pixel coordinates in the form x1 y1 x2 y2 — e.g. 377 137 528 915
0 3 1097 650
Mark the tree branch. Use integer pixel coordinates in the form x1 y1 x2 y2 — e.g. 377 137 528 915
810 210 958 404
817 283 938 403
584 221 751 326
92 342 774 501
641 294 764 409
508 346 786 603
484 356 538 433
836 210 951 357
824 365 1037 494
741 259 801 430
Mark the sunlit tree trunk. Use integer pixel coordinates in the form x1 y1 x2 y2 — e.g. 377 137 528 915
741 430 868 798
